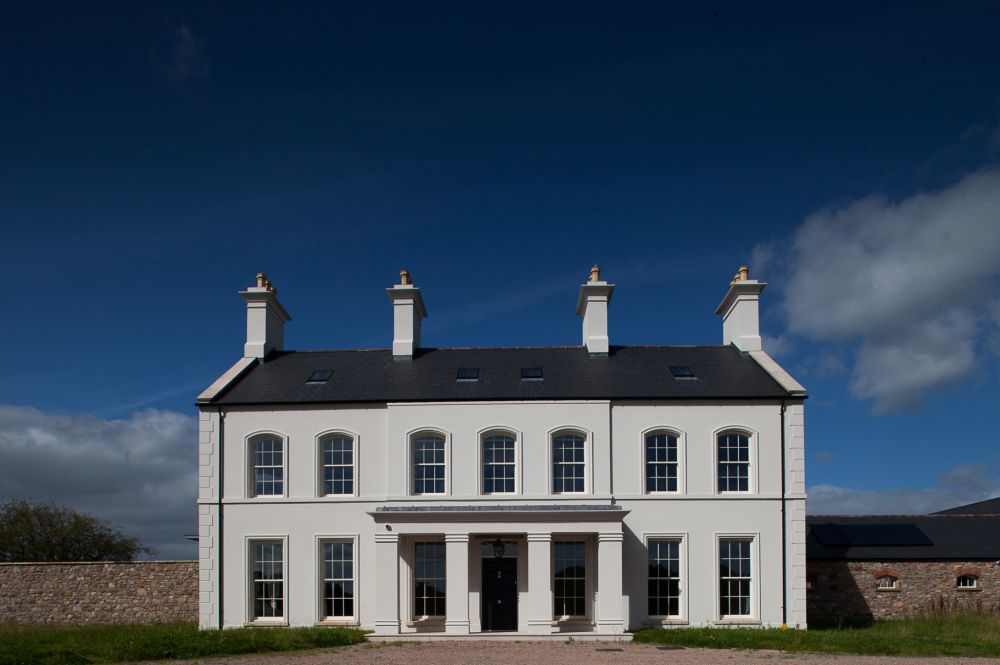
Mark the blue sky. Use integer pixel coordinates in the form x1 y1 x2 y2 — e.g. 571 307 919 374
1 2 999 558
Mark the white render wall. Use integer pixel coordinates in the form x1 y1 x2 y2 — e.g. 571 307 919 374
198 398 805 630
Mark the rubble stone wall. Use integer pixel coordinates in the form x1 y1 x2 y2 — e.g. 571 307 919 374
0 561 197 624
808 559 1000 623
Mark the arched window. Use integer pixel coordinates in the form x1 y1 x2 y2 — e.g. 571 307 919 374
645 431 678 493
875 575 899 590
249 434 284 497
411 432 446 495
319 434 354 496
717 431 750 493
957 574 978 589
552 431 586 494
482 431 516 494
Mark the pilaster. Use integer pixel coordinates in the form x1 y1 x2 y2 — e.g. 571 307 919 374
444 533 471 634
525 533 553 633
595 532 625 633
374 533 400 634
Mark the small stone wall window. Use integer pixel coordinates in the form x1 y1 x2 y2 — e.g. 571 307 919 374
957 574 978 590
875 574 899 591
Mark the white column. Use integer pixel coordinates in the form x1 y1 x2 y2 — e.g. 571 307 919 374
525 533 553 634
596 532 625 633
445 533 470 634
374 533 400 635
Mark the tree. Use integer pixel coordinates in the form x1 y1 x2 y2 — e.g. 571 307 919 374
0 500 155 562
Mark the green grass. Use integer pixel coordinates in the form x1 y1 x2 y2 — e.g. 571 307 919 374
0 623 367 665
633 615 1000 657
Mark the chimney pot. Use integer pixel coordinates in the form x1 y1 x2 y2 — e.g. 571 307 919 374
576 267 614 355
386 272 427 356
240 273 291 358
715 266 765 352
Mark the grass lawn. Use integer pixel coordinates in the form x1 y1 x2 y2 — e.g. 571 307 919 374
633 615 1000 657
0 623 367 665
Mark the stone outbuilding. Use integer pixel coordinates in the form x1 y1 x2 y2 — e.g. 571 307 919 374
806 497 1000 624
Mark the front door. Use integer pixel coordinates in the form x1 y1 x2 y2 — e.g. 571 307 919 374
481 558 517 631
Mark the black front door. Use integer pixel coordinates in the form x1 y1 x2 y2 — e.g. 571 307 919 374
481 558 517 631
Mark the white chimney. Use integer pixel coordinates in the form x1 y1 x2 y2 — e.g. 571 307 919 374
576 265 614 355
239 273 291 359
386 269 427 357
715 265 765 352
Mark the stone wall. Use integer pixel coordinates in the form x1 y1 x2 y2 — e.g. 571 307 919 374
808 559 1000 624
0 561 198 624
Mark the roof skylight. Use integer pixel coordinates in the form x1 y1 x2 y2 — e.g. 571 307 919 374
456 367 479 381
521 366 543 380
669 365 696 379
306 370 332 384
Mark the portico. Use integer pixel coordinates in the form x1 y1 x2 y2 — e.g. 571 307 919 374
369 505 627 636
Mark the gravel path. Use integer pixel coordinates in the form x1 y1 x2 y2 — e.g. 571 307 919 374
133 641 1000 665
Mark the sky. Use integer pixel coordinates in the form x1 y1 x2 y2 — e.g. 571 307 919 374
1 2 999 559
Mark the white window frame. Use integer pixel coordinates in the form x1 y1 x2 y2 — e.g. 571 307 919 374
412 539 447 619
408 429 450 496
875 574 900 591
713 427 757 494
315 534 359 624
478 427 521 495
246 535 288 625
551 536 593 622
644 533 688 622
956 574 978 590
549 428 591 495
246 431 288 499
315 430 359 498
641 427 686 495
714 533 759 623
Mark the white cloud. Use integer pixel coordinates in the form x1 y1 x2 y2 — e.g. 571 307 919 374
153 25 210 82
808 463 1000 515
777 168 1000 412
0 405 197 559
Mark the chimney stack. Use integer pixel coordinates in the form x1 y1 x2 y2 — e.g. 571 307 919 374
715 265 765 352
386 269 427 357
239 273 291 359
576 265 614 355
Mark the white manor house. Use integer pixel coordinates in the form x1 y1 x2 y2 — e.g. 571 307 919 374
196 266 807 635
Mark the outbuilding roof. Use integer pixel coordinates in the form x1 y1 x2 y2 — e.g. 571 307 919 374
807 514 1000 560
205 345 795 406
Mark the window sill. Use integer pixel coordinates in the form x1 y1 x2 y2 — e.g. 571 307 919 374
315 619 359 626
406 617 445 627
875 588 900 593
644 618 688 626
551 617 593 626
956 587 981 593
244 620 288 627
713 618 760 626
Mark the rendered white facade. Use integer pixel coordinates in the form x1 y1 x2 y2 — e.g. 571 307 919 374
197 269 807 634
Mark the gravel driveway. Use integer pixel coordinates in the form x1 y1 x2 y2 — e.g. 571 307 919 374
135 641 1000 665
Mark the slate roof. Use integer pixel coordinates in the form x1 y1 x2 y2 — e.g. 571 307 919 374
207 345 794 405
807 514 1000 560
931 497 1000 515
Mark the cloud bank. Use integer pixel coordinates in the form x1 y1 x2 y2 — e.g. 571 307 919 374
808 462 1000 515
773 168 1000 412
0 406 197 559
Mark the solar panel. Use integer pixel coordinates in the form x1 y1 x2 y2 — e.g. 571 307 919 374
812 523 932 547
521 367 543 379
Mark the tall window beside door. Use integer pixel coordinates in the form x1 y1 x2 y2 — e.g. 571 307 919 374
413 541 446 617
553 541 586 618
